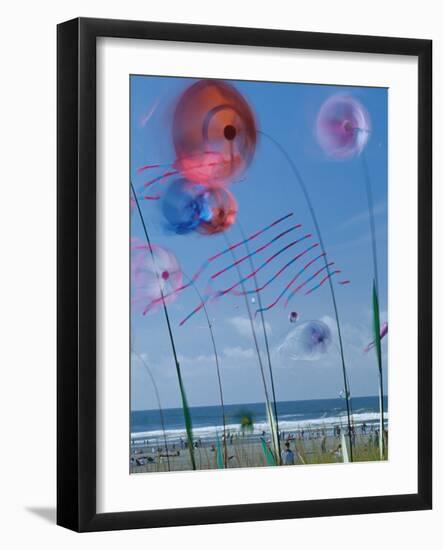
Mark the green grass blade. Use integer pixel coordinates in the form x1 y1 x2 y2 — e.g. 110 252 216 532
266 400 280 465
372 282 382 376
340 432 349 463
215 434 225 469
260 437 277 466
176 366 196 470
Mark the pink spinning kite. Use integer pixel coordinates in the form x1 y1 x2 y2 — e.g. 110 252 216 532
316 95 371 158
131 242 183 314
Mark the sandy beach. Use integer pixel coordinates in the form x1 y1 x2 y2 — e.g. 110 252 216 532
130 430 387 474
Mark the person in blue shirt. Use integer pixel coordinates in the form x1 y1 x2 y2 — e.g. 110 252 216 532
281 441 296 465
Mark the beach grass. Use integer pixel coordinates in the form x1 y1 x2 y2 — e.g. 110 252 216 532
130 432 388 474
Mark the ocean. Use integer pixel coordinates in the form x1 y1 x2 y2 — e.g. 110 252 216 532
131 395 388 446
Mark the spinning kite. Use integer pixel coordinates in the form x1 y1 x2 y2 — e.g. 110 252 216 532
131 242 183 314
316 95 371 158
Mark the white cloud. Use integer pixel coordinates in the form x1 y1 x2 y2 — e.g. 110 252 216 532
339 201 387 230
329 226 387 252
223 346 255 360
228 315 272 337
178 353 216 366
131 350 149 366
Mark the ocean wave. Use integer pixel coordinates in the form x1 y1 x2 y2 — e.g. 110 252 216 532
131 411 389 442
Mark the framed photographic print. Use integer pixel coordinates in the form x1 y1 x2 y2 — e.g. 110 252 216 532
57 18 432 532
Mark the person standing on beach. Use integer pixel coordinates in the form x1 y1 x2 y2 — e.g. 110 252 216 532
331 443 342 460
281 441 296 465
321 435 327 453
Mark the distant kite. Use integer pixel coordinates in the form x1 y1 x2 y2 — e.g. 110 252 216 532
316 95 371 158
277 320 332 361
131 242 183 314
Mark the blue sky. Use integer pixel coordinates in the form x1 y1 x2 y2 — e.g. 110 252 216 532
130 75 388 410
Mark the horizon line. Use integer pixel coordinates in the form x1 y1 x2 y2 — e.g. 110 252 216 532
131 393 388 414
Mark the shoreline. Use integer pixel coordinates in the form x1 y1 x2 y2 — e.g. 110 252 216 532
131 414 388 442
131 415 388 446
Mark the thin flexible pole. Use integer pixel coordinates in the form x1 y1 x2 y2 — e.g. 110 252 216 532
238 222 282 463
259 131 354 461
224 234 278 461
131 182 196 470
361 152 385 458
184 274 228 467
131 349 171 471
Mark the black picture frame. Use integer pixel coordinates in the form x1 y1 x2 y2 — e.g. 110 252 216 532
57 17 432 532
